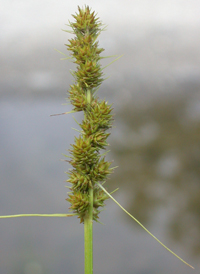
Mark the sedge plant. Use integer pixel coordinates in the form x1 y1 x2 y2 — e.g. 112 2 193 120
0 5 194 273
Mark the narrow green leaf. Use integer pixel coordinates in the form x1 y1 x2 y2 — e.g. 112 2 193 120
54 48 72 58
50 110 77 116
101 54 124 70
97 183 194 270
0 213 75 218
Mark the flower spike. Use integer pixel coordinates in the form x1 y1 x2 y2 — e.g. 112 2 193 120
64 5 114 223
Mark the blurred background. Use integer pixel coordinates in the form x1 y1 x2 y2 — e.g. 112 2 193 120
1 0 200 273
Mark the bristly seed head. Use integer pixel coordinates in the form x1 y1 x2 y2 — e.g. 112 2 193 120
65 6 115 223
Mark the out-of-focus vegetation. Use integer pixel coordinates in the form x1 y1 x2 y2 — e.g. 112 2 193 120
111 92 200 256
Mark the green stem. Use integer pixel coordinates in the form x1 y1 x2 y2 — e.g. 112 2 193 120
84 88 93 274
0 213 74 218
86 89 92 104
84 187 93 274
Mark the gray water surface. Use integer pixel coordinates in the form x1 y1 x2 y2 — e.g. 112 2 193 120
0 98 198 274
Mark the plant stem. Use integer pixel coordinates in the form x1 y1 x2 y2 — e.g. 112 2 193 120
65 7 113 273
84 88 93 274
84 187 93 274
